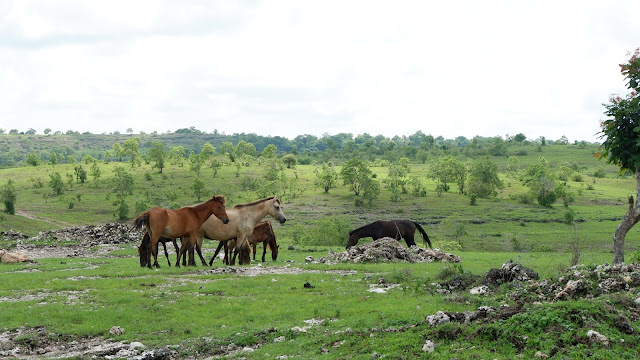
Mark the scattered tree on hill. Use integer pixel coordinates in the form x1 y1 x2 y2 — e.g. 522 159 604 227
428 155 465 195
49 151 58 166
111 166 134 220
168 146 186 166
192 177 206 202
314 162 338 193
282 154 297 168
112 143 124 162
148 141 166 173
189 152 205 176
48 172 64 195
122 138 141 168
466 157 503 198
90 161 101 186
200 142 216 159
340 158 373 196
26 153 40 166
1 180 16 214
597 47 640 264
74 165 87 183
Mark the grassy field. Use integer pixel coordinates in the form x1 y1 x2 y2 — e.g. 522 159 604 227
2 143 640 358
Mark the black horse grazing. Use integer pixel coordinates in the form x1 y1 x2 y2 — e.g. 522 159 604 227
346 220 432 249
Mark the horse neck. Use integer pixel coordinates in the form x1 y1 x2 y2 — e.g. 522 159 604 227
237 201 270 224
193 199 216 222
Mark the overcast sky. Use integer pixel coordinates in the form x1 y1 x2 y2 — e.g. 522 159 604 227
1 1 638 142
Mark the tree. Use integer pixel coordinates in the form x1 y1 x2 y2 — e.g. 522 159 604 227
219 141 235 161
261 144 277 159
189 152 205 176
122 138 141 168
466 157 504 198
49 151 58 165
597 47 640 264
314 162 338 193
90 161 101 186
340 158 372 195
44 128 52 135
200 142 216 159
168 146 186 166
49 172 64 195
1 180 16 214
192 177 207 202
282 154 297 168
26 153 40 166
74 165 87 183
112 143 124 162
112 166 134 200
513 133 526 144
428 155 465 195
148 141 166 173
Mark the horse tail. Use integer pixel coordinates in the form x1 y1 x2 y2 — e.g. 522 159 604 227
133 212 149 230
413 222 432 249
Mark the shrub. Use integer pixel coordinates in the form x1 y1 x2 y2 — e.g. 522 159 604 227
292 215 352 246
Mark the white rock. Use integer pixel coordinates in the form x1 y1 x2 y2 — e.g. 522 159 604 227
129 342 145 350
470 286 489 295
422 339 435 352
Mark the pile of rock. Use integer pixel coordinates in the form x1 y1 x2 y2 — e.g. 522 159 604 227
31 223 144 246
317 237 461 264
0 249 33 263
483 260 539 286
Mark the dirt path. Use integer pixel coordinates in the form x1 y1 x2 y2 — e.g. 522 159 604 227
15 210 76 228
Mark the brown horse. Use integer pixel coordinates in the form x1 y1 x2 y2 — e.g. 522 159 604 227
133 195 229 268
209 221 278 265
137 233 179 267
193 197 287 265
346 220 432 249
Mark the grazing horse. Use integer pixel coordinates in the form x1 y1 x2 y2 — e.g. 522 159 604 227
346 220 432 249
133 195 229 268
209 221 278 265
138 233 179 267
193 197 287 265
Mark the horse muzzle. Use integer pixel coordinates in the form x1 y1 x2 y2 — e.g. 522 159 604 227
222 218 230 224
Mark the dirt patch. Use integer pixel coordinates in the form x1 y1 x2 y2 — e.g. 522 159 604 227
198 264 358 277
315 237 461 264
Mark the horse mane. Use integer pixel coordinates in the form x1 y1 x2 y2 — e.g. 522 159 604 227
233 197 275 209
349 220 378 235
206 195 226 204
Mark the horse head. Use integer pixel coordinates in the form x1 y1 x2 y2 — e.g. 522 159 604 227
345 230 359 250
269 197 287 224
138 232 151 267
210 195 230 224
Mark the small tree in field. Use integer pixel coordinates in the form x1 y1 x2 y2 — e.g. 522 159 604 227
340 158 372 195
1 180 16 214
597 48 640 264
314 162 338 193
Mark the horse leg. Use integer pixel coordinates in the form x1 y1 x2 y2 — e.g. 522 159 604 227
262 242 267 263
162 241 171 266
210 241 224 266
252 243 257 261
195 242 207 266
150 236 161 268
171 239 180 266
176 237 189 267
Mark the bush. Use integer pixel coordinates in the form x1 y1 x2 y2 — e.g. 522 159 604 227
290 215 352 246
593 166 607 178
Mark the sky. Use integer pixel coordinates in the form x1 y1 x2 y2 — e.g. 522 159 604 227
1 1 639 143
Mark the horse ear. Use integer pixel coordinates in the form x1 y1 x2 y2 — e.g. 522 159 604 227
216 195 226 204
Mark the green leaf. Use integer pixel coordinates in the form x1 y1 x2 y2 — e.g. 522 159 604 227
631 79 638 88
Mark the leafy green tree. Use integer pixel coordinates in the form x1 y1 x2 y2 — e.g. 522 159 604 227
340 158 372 195
520 157 563 207
428 155 465 195
90 161 101 186
386 164 408 201
210 157 223 177
282 154 297 168
44 128 51 135
191 177 207 202
26 153 40 166
261 144 277 159
122 138 141 168
112 166 134 200
82 155 96 164
189 152 205 176
112 143 124 162
362 176 381 205
148 141 166 173
597 48 640 264
513 133 526 144
200 142 216 159
466 157 503 198
49 151 58 165
235 141 257 158
220 141 235 161
48 172 64 195
74 165 87 183
506 156 521 178
168 146 186 166
66 155 76 164
1 180 16 214
314 162 338 193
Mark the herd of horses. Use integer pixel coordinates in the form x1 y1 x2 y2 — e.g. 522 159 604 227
133 195 431 268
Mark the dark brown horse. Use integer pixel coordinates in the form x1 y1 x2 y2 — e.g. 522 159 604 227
209 221 278 265
134 195 229 268
137 233 179 267
346 220 432 249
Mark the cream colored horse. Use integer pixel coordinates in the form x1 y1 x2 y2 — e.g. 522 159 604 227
192 197 287 265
